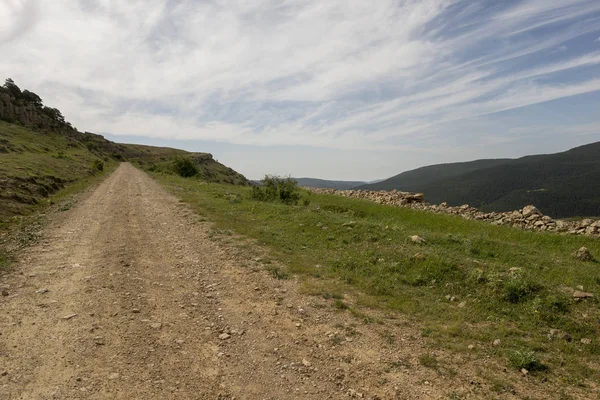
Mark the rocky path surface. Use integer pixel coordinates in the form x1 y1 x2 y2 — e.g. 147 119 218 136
0 164 555 399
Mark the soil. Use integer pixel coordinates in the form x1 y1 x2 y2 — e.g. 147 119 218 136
0 164 578 399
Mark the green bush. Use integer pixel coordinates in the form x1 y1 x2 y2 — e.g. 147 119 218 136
172 156 198 178
91 159 104 172
503 278 543 303
508 350 547 372
250 175 301 205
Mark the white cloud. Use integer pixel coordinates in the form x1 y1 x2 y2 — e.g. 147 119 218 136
0 0 599 157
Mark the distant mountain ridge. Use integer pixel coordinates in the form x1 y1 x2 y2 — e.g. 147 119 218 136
295 177 367 190
358 143 600 218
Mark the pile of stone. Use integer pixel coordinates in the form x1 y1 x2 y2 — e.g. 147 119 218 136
311 188 425 207
308 188 600 238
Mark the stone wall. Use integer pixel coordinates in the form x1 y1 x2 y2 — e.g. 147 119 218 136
308 188 600 237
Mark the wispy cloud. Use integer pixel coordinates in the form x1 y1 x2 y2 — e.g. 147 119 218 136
1 0 600 153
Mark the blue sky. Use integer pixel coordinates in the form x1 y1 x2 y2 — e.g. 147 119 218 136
1 0 600 180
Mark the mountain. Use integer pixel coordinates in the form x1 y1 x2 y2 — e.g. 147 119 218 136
358 143 600 218
356 159 512 192
295 177 367 190
0 78 248 225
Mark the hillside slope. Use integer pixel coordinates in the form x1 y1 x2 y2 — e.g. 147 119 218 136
356 158 512 192
0 78 248 226
359 143 600 218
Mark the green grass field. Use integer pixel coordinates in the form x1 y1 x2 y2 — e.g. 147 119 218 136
151 172 600 390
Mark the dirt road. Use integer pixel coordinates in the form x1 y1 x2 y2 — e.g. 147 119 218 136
0 164 529 399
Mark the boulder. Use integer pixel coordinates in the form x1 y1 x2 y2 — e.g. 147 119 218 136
573 247 596 262
522 205 541 218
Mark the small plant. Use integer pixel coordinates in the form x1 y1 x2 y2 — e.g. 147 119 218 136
250 175 301 205
172 156 198 178
419 353 439 369
91 159 104 172
265 265 289 280
334 299 349 310
507 349 547 372
503 278 543 303
0 250 11 270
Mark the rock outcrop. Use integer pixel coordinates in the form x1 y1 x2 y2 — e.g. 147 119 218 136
308 188 600 238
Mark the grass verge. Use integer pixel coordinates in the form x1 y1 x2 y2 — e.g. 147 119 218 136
0 162 117 272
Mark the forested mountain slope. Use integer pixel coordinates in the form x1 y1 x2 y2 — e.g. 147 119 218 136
359 143 600 218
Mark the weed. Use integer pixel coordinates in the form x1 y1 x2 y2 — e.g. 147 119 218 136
0 250 11 270
265 265 289 280
507 349 547 372
334 299 349 310
419 353 439 369
380 330 395 344
503 278 543 303
330 334 343 345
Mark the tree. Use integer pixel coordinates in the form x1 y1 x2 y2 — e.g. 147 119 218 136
3 78 22 98
21 90 43 107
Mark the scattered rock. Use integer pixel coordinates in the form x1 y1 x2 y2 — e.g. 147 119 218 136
219 333 231 340
61 313 78 320
410 235 426 244
149 322 162 329
468 344 475 350
1 288 8 297
36 288 49 294
573 247 595 262
307 189 600 238
458 301 466 309
521 368 529 376
412 253 426 261
131 308 141 313
301 358 311 367
347 389 364 398
522 205 541 218
108 372 120 380
493 339 501 346
581 338 592 345
572 291 594 299
93 336 105 345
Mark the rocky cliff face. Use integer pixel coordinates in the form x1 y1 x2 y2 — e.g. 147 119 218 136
0 92 75 135
308 188 600 237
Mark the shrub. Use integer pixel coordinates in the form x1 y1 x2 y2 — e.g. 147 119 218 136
172 156 198 178
250 175 301 205
91 159 104 172
503 278 543 303
508 350 547 372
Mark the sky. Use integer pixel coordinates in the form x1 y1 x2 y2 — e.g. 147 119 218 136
1 0 600 181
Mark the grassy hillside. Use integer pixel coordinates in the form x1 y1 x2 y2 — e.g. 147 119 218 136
295 177 367 190
151 172 600 398
0 78 248 229
0 121 115 228
358 143 600 218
